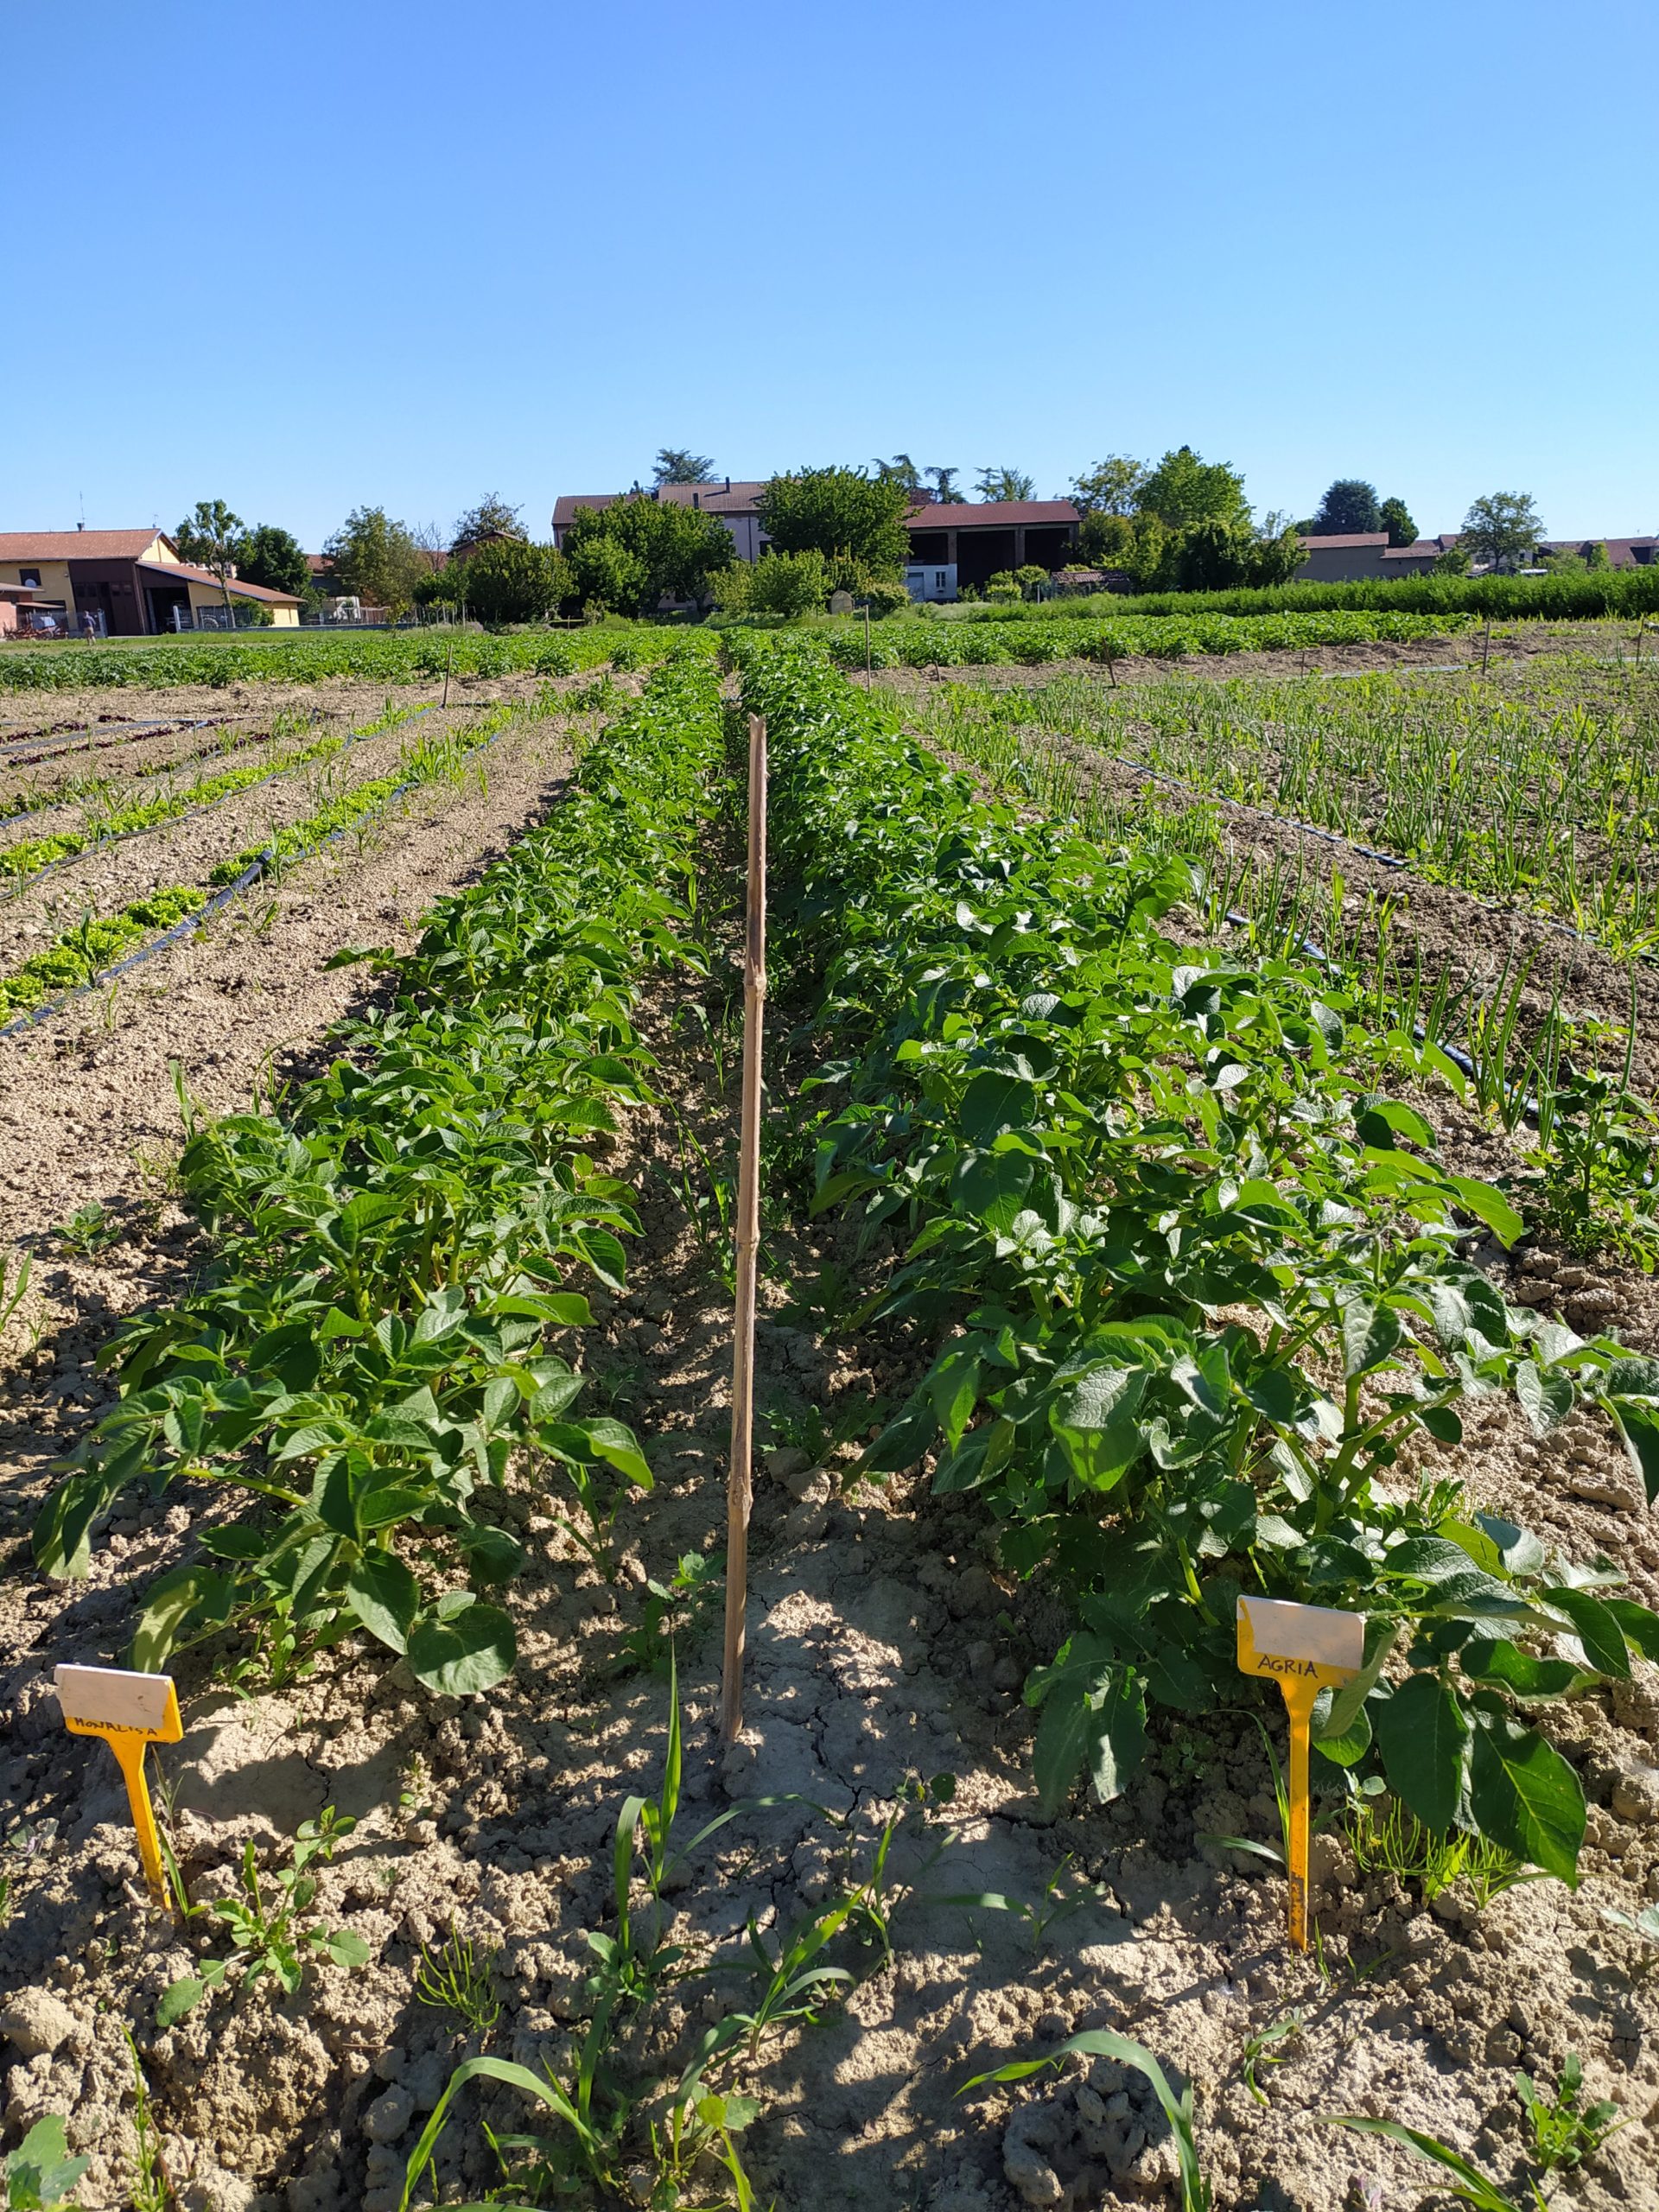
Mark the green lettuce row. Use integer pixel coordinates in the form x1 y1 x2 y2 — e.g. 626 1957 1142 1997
0 702 423 887
0 887 209 1022
740 634 1659 1885
32 649 726 1700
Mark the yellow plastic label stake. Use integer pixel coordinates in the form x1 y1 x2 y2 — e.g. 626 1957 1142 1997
1236 1596 1363 1949
55 1664 181 1906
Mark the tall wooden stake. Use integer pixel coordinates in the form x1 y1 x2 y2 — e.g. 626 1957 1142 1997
720 713 768 1745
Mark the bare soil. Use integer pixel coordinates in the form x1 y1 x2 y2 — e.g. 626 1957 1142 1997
0 676 1656 2212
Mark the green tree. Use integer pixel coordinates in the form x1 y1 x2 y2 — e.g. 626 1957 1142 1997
974 467 1035 503
749 549 830 617
175 499 245 626
562 496 734 613
1071 455 1148 516
1310 479 1382 534
323 507 429 616
1433 542 1471 575
568 532 647 614
1460 491 1544 572
1378 496 1417 547
443 538 570 624
652 449 715 486
756 467 912 579
233 523 309 600
1135 447 1251 531
925 465 966 504
450 494 524 549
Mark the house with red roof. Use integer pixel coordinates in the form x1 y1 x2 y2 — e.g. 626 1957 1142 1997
0 528 302 636
550 481 1082 601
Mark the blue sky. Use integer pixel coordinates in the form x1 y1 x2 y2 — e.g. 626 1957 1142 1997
9 2 1655 548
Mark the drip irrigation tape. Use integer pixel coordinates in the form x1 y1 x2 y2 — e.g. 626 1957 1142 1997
0 716 226 768
0 855 271 1041
1 703 442 901
0 703 524 1046
1217 906 1544 1126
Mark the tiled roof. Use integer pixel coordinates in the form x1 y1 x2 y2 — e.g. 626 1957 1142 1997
1539 537 1659 569
137 559 302 605
1298 532 1389 550
553 482 767 528
906 500 1079 528
0 529 169 561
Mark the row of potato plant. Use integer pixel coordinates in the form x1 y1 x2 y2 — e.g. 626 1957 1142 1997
812 607 1466 672
0 626 664 695
739 637 1659 1884
33 650 725 1694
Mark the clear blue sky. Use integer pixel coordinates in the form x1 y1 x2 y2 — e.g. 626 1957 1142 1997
9 2 1655 549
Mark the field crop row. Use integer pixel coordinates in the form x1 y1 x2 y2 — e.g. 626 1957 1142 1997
0 626 696 696
0 702 425 889
742 637 1659 1882
0 703 524 1024
908 661 1659 957
33 650 724 1694
816 608 1466 671
931 568 1659 623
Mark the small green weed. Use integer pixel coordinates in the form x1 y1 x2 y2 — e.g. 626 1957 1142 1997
54 1202 120 1256
124 2027 169 2212
1239 2010 1303 2106
615 1550 724 1676
1516 2051 1624 2173
157 1807 368 2020
1324 2113 1547 2211
416 1925 501 2035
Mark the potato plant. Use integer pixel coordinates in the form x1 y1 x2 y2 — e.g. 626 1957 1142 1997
741 639 1659 1881
813 609 1465 673
33 651 726 1696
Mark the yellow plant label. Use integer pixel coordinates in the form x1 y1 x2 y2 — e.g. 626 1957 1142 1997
1236 1596 1363 1952
55 1664 181 1905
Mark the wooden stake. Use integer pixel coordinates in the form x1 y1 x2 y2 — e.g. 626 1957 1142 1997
720 713 768 1745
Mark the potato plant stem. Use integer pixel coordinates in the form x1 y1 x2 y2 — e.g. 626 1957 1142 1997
721 712 768 1745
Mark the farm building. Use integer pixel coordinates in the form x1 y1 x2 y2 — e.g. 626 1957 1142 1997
904 498 1081 593
0 529 302 635
550 484 1084 598
553 481 771 563
1294 531 1462 582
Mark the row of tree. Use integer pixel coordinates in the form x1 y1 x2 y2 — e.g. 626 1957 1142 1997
175 459 1573 630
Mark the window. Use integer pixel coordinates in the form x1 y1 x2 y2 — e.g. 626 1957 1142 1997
19 568 40 588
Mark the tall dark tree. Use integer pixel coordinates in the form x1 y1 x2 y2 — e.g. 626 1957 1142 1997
451 495 524 549
233 524 309 599
1310 480 1382 535
652 450 716 486
974 466 1036 503
925 465 966 505
1378 496 1417 548
874 454 924 493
